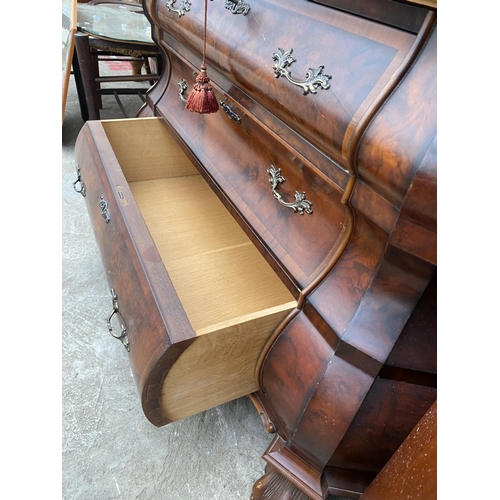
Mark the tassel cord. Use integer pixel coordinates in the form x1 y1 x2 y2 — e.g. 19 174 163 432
202 0 208 66
185 0 219 113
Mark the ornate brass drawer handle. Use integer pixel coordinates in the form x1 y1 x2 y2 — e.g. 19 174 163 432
166 0 191 17
107 288 130 351
267 165 312 215
220 99 242 124
224 0 250 15
178 79 188 102
99 195 111 223
272 48 331 96
169 0 248 17
73 167 86 197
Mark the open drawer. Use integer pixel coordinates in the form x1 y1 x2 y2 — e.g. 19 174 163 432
74 117 297 426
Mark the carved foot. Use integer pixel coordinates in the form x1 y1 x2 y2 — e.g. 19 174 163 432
248 393 276 434
251 465 311 500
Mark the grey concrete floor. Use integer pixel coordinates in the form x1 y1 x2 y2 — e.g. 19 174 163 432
62 68 275 500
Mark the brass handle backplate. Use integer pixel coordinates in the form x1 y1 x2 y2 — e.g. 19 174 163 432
178 79 188 102
220 99 242 124
168 0 249 17
224 0 250 15
99 195 111 223
166 0 191 16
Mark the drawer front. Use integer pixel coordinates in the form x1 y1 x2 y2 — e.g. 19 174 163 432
149 0 419 171
155 49 351 291
74 123 196 421
79 161 167 358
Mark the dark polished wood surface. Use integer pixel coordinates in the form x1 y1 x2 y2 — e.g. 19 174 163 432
360 401 437 499
75 122 196 426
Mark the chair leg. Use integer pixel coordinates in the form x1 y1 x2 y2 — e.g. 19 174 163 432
71 50 89 122
130 60 144 76
144 55 157 86
74 32 101 120
92 52 103 109
113 91 128 118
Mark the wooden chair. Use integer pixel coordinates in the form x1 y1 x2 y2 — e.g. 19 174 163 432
73 0 161 120
63 0 77 123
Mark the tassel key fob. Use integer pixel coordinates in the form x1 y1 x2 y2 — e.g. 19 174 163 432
185 0 219 114
185 63 219 114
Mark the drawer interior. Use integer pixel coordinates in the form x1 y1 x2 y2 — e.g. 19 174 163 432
101 118 297 420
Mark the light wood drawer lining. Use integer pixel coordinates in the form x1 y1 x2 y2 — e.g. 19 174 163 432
102 117 199 181
130 175 296 334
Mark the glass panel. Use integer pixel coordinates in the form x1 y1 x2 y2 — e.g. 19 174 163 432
76 4 154 44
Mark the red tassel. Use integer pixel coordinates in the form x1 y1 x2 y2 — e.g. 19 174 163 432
185 63 219 114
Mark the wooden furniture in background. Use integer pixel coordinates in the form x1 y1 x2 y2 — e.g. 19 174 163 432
73 2 161 120
361 401 437 499
62 0 77 123
74 0 437 497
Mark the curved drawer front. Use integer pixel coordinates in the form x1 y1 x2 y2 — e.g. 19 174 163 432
74 118 296 426
150 0 417 172
74 122 192 389
354 26 437 234
156 49 350 290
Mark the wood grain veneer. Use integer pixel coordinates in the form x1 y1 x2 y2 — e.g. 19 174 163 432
76 0 437 496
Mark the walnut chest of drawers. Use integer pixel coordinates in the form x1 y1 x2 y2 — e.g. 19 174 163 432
74 0 437 497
